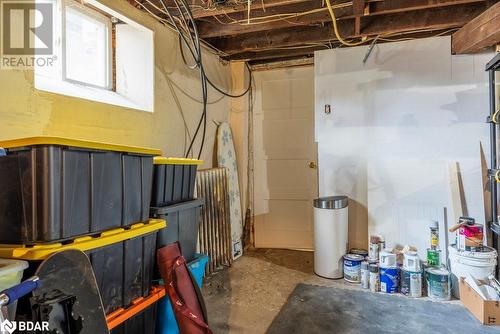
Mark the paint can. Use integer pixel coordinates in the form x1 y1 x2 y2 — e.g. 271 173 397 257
350 248 368 258
369 263 380 292
426 267 451 301
380 266 399 293
369 235 384 261
430 220 439 250
400 269 422 297
361 261 370 289
369 243 380 261
379 249 397 268
457 223 484 252
343 254 364 283
403 251 421 272
427 248 441 267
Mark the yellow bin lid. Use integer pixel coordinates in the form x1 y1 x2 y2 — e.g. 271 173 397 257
0 136 162 156
0 219 166 261
154 157 203 165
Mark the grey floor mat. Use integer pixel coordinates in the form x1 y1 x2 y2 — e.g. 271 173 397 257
267 283 500 334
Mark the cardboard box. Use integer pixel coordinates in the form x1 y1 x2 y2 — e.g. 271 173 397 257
460 278 500 325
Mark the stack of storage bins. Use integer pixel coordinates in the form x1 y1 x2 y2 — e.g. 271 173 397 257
149 157 209 333
150 157 204 262
0 137 166 333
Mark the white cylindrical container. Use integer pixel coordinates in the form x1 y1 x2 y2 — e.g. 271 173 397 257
313 196 348 279
448 245 497 298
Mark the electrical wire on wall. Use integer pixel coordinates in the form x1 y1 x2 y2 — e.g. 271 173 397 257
243 69 255 249
153 0 252 160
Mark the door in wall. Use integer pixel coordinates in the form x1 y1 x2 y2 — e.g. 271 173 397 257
253 67 317 250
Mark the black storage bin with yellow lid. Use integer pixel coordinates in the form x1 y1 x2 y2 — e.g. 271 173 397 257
110 300 157 334
5 219 166 315
0 137 161 244
107 286 165 334
150 198 204 264
88 231 157 314
151 157 203 207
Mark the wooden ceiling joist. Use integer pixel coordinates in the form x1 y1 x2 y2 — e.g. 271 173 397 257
228 45 326 61
196 0 488 38
210 2 489 56
451 1 500 54
147 0 315 18
133 0 498 63
225 27 470 61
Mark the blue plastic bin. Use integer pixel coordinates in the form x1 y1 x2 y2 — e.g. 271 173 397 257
156 254 209 334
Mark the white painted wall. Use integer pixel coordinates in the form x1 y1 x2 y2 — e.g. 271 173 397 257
315 36 493 257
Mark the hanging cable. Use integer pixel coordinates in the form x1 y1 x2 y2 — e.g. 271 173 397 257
203 63 253 98
157 0 252 160
156 0 251 160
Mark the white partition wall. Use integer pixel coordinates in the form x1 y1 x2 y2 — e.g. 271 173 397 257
315 36 493 256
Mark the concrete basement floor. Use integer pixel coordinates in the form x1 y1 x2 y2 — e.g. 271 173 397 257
203 249 372 334
202 248 464 334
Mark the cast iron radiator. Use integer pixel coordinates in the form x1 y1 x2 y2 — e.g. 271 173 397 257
196 167 233 274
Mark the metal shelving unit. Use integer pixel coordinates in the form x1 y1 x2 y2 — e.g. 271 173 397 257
486 53 500 277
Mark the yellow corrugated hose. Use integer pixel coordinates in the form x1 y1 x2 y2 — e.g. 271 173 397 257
325 0 370 47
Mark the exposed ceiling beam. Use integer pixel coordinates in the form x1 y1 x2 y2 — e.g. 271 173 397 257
228 45 326 61
228 27 462 62
212 3 487 55
250 56 314 70
139 0 319 18
197 0 487 38
192 0 314 18
452 1 500 54
193 0 485 19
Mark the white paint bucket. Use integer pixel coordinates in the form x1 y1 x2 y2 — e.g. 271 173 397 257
448 245 497 298
379 249 397 268
403 251 421 272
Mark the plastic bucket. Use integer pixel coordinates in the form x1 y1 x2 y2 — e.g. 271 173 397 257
0 259 28 320
448 245 497 298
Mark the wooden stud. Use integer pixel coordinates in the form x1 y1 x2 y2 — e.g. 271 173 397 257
451 1 500 54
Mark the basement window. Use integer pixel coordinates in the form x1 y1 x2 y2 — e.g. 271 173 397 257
63 2 112 89
35 0 154 112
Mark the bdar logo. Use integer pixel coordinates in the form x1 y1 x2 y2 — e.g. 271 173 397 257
0 319 17 334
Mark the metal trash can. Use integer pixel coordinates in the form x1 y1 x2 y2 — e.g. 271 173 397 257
313 196 348 279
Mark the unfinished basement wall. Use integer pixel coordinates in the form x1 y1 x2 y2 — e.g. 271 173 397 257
0 0 232 167
315 36 493 256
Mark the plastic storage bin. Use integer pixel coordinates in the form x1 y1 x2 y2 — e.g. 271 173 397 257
0 219 166 314
107 286 165 334
151 198 204 263
151 157 203 207
157 254 209 334
89 231 157 314
0 259 28 320
0 137 161 244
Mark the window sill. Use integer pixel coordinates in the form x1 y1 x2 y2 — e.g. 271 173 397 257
34 75 153 112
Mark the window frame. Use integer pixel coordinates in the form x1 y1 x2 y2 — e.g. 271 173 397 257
61 0 113 90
